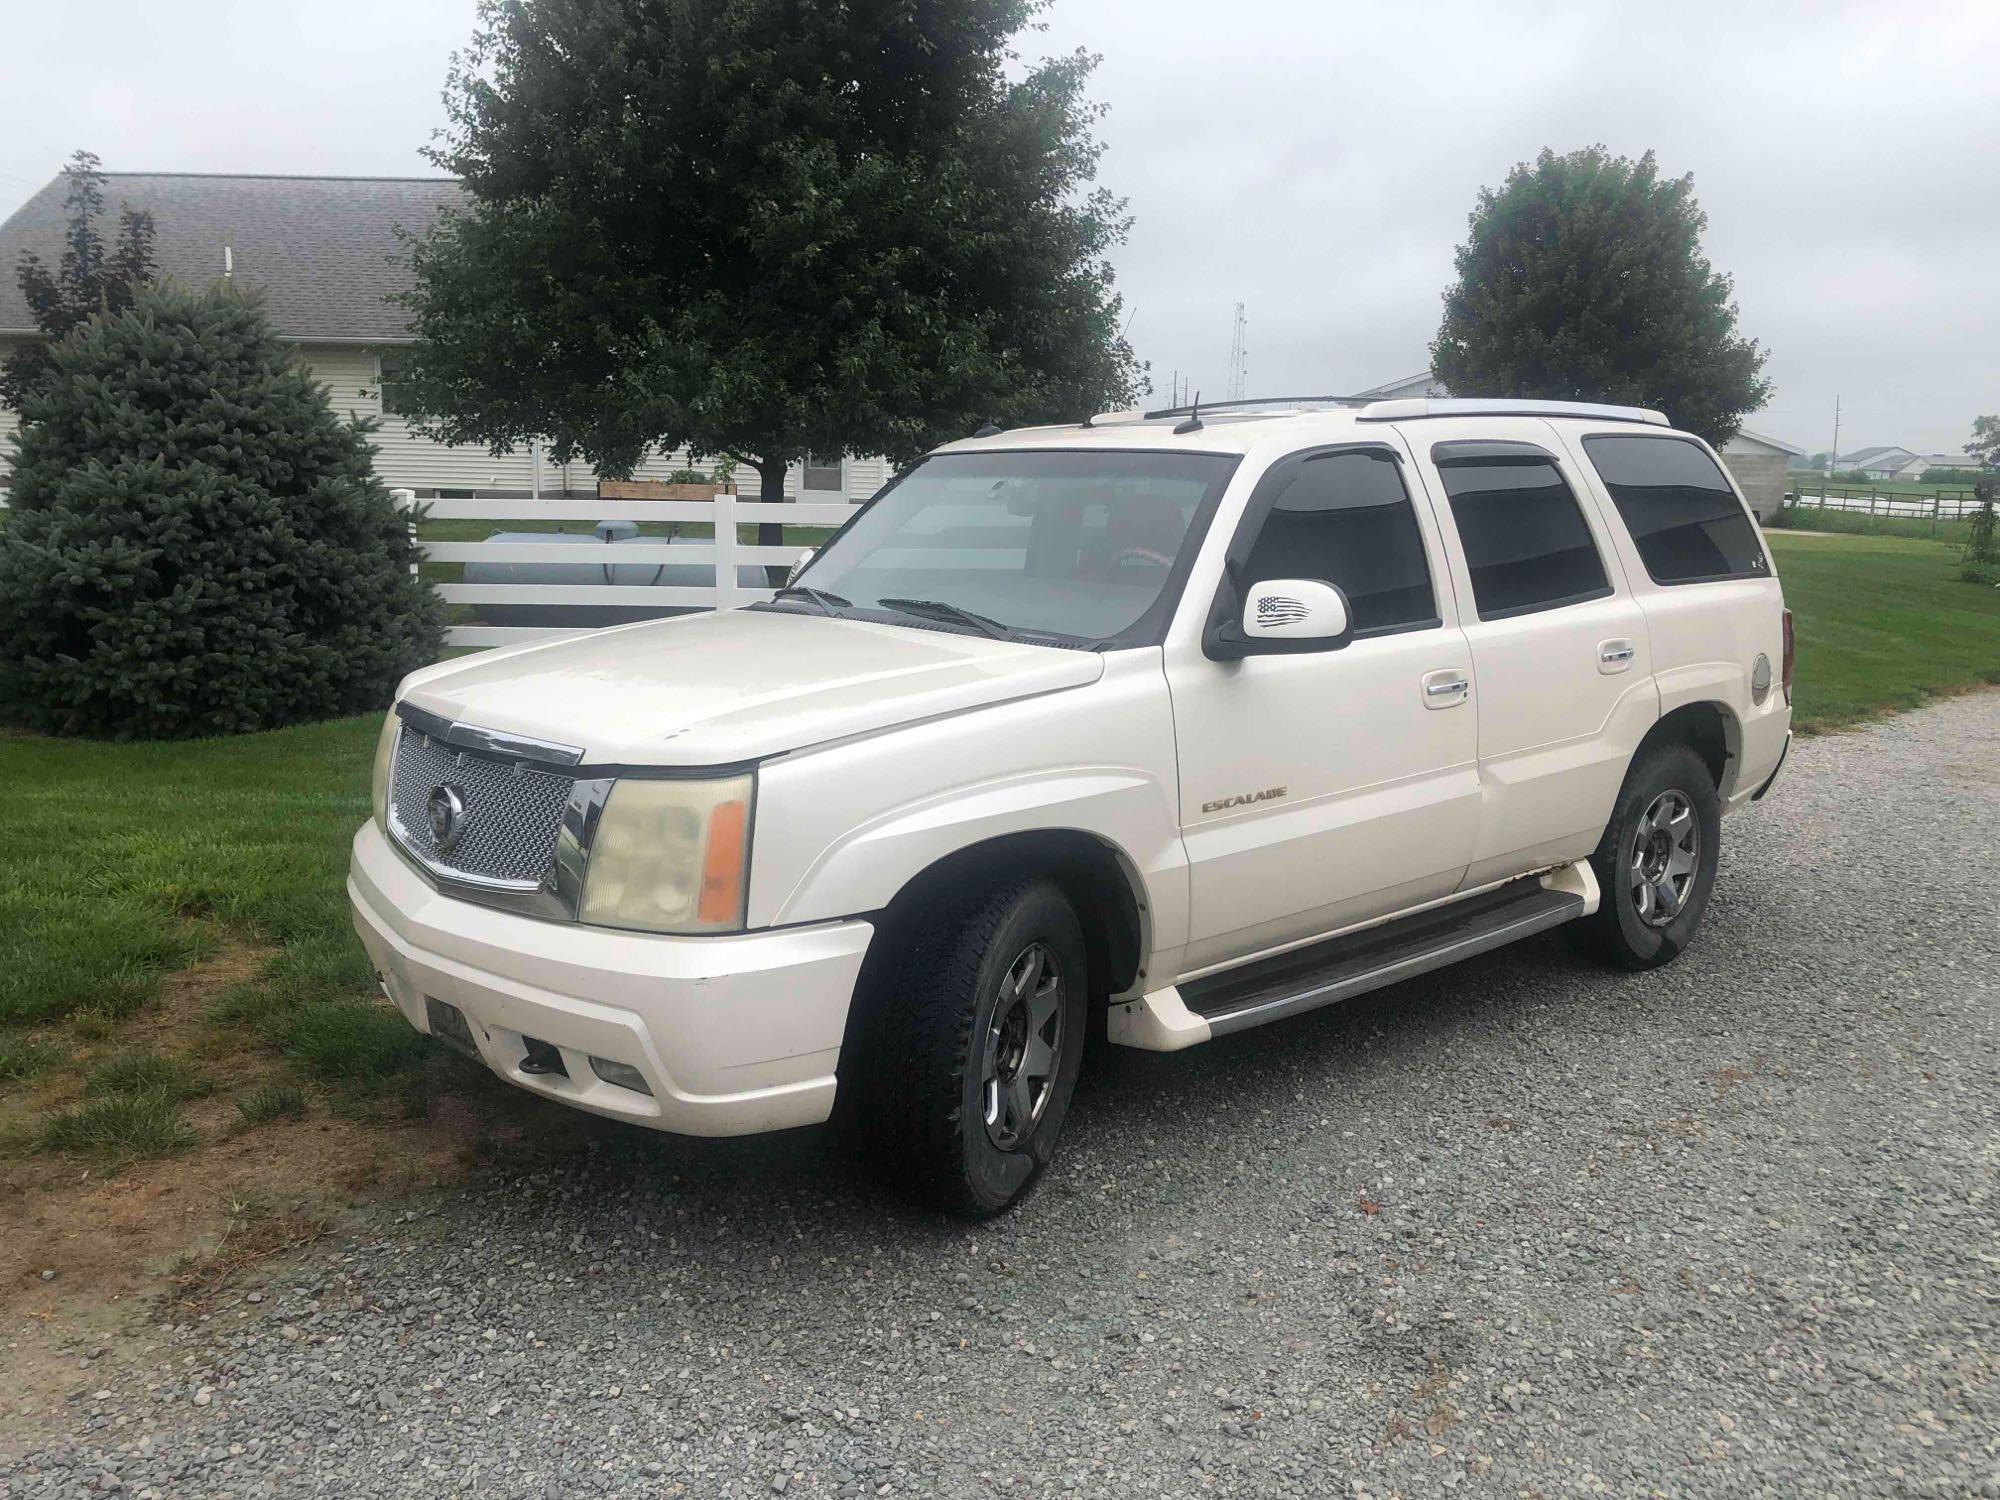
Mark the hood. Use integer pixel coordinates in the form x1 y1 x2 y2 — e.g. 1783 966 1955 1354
397 608 1103 766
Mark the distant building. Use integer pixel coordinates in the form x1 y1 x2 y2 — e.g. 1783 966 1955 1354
0 171 892 501
1828 447 1983 480
1349 370 1450 400
1897 452 1978 479
1354 368 1800 519
1720 430 1805 520
1835 446 1920 479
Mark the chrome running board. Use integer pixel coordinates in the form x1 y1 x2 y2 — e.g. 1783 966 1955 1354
1108 867 1595 1050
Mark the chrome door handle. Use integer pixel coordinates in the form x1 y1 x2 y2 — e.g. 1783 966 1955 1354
1421 670 1469 708
1598 639 1636 674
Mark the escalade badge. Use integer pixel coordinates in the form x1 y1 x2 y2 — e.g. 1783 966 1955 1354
1202 786 1287 815
428 784 468 854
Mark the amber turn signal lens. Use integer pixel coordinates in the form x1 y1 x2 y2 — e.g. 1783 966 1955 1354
697 799 749 926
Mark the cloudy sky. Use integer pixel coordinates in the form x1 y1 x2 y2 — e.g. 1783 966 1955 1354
3 0 1995 455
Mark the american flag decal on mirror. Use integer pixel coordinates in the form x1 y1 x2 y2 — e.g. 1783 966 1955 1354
1256 594 1309 627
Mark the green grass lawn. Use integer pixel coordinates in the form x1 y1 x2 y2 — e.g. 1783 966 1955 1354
0 529 1993 1160
1773 505 1976 545
0 715 484 1161
1768 531 2000 732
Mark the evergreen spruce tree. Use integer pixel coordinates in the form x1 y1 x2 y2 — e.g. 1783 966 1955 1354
0 283 444 738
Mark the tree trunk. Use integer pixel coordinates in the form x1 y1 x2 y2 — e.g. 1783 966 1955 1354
755 456 789 587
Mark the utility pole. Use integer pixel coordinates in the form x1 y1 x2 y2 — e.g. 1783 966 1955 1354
1226 303 1248 401
1828 394 1841 479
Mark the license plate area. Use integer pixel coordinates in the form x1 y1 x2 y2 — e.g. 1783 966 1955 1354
424 996 480 1058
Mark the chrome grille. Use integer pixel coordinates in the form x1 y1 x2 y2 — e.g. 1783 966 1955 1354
388 727 575 886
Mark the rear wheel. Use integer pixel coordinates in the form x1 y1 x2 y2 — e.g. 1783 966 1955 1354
1571 742 1721 971
848 878 1088 1217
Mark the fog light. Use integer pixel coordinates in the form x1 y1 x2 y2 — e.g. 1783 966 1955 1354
424 996 478 1058
589 1055 652 1095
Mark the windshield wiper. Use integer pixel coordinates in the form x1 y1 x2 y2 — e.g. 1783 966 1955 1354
769 585 852 616
874 597 1011 640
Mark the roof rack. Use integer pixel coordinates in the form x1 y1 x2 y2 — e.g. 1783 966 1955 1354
1139 394 1371 420
1355 397 1670 426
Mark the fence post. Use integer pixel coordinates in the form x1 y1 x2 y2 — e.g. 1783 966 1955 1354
714 487 737 611
391 488 418 577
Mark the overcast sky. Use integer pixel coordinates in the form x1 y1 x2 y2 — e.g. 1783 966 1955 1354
3 0 1995 455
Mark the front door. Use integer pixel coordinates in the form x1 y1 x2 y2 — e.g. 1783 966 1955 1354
1165 441 1481 974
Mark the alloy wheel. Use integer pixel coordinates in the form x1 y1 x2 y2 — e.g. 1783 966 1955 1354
981 942 1065 1150
1630 788 1699 928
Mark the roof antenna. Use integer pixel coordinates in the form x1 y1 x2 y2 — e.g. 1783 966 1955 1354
972 419 1002 438
1173 392 1203 435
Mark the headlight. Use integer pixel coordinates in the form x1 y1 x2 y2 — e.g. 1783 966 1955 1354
371 712 400 831
580 774 753 934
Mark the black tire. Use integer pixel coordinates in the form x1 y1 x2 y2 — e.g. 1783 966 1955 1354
1570 742 1722 971
846 877 1088 1218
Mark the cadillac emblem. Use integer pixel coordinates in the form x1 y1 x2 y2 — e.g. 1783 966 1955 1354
428 784 467 854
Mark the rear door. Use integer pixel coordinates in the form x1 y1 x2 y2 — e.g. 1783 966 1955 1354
1404 419 1659 887
1164 437 1480 972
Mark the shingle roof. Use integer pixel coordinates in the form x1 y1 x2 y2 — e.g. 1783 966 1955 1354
0 172 463 340
1837 445 1912 467
1728 427 1807 457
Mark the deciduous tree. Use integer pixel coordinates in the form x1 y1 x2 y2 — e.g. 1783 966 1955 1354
0 150 156 411
1430 146 1771 446
395 0 1145 567
1967 414 1999 471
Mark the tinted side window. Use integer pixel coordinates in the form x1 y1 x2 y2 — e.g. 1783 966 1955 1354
1240 450 1438 634
1433 443 1611 620
1583 434 1769 583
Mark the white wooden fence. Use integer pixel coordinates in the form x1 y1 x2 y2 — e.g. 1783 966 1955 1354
399 490 858 649
1785 485 1987 522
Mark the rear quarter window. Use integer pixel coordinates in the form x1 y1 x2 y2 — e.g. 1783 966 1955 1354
1583 434 1770 584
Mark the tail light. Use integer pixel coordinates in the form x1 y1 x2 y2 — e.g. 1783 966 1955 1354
1780 609 1795 704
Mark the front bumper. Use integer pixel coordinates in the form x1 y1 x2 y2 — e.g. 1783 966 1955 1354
348 820 872 1136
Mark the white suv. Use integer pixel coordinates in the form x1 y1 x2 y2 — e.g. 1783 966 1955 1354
350 396 1792 1215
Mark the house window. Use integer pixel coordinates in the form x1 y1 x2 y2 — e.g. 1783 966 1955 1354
1433 442 1612 621
376 349 412 417
802 453 845 494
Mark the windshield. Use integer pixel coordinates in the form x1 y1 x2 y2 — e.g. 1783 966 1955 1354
781 449 1241 646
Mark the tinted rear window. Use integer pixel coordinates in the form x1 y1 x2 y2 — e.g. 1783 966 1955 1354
1583 435 1769 584
1433 444 1612 620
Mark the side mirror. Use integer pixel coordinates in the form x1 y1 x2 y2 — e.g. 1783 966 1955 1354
1243 578 1348 641
1206 578 1354 660
785 548 816 587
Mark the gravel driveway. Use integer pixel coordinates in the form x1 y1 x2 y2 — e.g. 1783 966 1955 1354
8 692 1997 1499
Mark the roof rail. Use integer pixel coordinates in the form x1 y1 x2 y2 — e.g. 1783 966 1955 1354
1140 394 1370 420
1355 397 1670 426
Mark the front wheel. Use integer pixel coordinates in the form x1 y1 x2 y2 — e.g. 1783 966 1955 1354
1571 743 1722 971
848 878 1088 1218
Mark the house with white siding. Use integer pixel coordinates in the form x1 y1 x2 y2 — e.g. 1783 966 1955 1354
0 171 892 503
